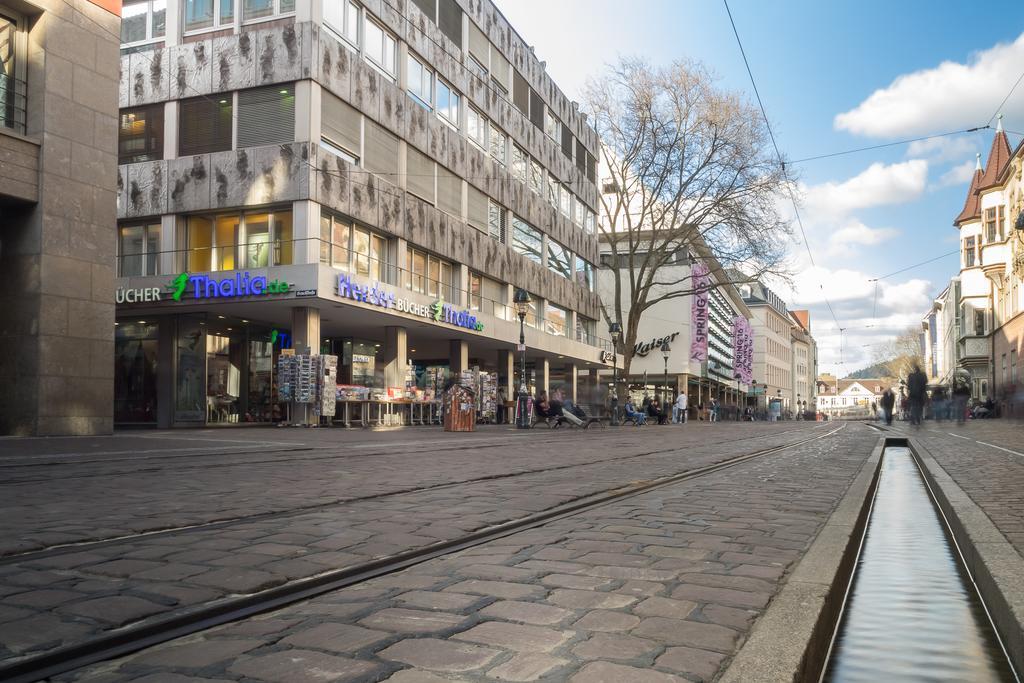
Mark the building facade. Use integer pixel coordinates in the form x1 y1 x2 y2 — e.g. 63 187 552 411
740 280 793 413
789 309 816 414
1 0 121 436
113 0 609 427
815 378 888 418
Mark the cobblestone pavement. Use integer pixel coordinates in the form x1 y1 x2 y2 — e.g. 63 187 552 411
887 420 1024 557
0 423 826 667
55 423 878 682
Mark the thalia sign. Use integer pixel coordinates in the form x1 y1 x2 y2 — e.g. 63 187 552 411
337 274 484 332
116 272 293 304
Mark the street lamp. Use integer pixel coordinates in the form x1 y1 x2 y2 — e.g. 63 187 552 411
797 393 801 420
661 340 671 405
609 322 622 426
513 289 532 429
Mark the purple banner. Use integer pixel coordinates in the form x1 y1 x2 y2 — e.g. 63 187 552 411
689 262 711 362
731 315 753 384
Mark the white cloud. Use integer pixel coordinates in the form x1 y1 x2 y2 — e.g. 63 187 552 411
934 160 977 189
906 135 979 163
800 160 929 224
828 221 899 249
835 33 1024 137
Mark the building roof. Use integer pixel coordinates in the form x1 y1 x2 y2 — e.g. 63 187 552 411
815 378 892 396
790 309 810 332
979 124 1013 190
954 155 983 226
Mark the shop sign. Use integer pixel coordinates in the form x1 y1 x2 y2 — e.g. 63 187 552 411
600 350 615 363
295 288 317 297
169 272 292 301
634 332 679 357
336 275 485 332
115 287 162 303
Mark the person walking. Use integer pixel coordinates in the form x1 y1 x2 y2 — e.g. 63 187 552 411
673 391 688 424
880 388 895 426
952 370 971 425
907 364 928 427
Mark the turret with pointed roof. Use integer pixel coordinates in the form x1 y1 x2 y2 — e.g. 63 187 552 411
954 153 983 227
954 117 1013 227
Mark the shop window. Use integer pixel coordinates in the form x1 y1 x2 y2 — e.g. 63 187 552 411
237 84 295 148
321 91 361 164
406 247 453 300
179 95 232 156
437 165 462 218
115 322 159 424
547 239 572 279
575 258 594 291
122 0 166 46
364 17 396 78
242 0 295 22
119 104 164 164
320 213 352 269
118 222 161 276
183 0 234 32
512 217 542 264
324 0 360 46
407 52 433 109
545 303 567 336
352 226 388 281
182 209 292 273
364 119 399 179
488 200 506 243
407 146 436 203
436 79 460 127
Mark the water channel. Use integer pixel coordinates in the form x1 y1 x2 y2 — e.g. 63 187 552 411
823 446 1018 682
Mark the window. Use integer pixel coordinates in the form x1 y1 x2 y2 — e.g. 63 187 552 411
547 172 559 207
0 12 25 134
985 208 997 242
1002 354 1008 384
180 209 291 273
436 79 459 127
545 303 568 336
469 271 482 310
998 206 1005 241
321 90 361 164
512 146 527 183
118 223 161 276
964 237 976 267
545 108 559 141
406 248 453 299
559 184 571 217
467 106 487 148
576 139 586 173
179 95 232 156
561 124 573 159
468 20 488 80
407 146 435 203
183 0 234 32
575 258 594 291
353 226 388 281
512 217 542 264
237 84 295 147
585 210 596 234
119 105 164 164
1012 348 1018 384
547 240 572 279
587 152 597 182
364 18 396 77
576 315 596 345
974 309 985 336
488 123 505 164
574 196 585 226
523 292 539 328
513 70 530 117
324 0 360 46
437 165 462 218
364 119 399 178
122 0 166 45
530 159 544 195
320 213 352 269
468 186 488 233
437 0 462 48
407 53 433 108
529 88 544 129
490 44 510 94
243 0 295 22
487 200 506 243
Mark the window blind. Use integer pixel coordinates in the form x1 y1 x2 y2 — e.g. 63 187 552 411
490 45 510 91
364 120 400 178
410 0 434 19
237 84 296 148
437 0 462 48
561 124 573 159
179 96 233 156
407 146 435 203
322 90 361 158
467 185 488 232
468 21 488 67
576 139 586 173
529 89 544 129
437 165 462 218
513 70 530 117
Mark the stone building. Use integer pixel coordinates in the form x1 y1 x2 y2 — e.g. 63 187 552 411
111 0 608 426
740 280 794 413
789 309 816 414
0 0 121 435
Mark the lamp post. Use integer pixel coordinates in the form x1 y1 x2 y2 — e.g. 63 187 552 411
609 322 622 426
797 393 801 420
661 341 671 405
513 289 532 429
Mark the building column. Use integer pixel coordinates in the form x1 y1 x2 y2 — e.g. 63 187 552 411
567 364 578 402
539 357 550 394
498 349 514 397
457 264 470 307
291 306 320 355
382 326 408 389
292 200 319 266
450 339 468 375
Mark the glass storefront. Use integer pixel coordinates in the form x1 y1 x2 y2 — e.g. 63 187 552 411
114 321 159 424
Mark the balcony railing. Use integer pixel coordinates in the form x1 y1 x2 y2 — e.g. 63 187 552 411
0 74 27 135
116 238 613 351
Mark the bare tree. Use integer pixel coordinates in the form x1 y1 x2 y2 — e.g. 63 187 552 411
872 326 925 381
586 57 792 378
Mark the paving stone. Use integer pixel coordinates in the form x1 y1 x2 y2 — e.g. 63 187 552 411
395 590 482 611
632 617 739 652
731 563 787 580
655 645 729 680
530 547 580 561
281 622 390 653
126 675 236 683
569 661 686 682
669 584 771 609
132 563 209 582
214 617 302 637
83 559 164 577
539 574 613 590
188 567 284 593
369 574 448 590
573 631 661 661
229 649 378 682
4 589 82 609
0 604 35 622
384 671 471 683
572 609 642 632
445 580 545 600
642 546 711 560
486 653 569 681
58 595 164 626
584 566 678 581
615 580 666 597
479 600 574 625
456 564 539 581
514 560 589 574
700 604 759 630
378 638 501 672
677 572 776 593
0 613 93 653
131 638 264 668
23 551 108 569
633 597 698 619
546 588 636 610
360 608 468 633
132 583 222 607
574 552 653 567
454 621 572 652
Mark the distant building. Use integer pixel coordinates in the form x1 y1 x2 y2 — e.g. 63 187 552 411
740 280 794 413
789 309 816 413
815 377 890 418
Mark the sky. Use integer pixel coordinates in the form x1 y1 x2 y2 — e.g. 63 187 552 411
495 0 1024 377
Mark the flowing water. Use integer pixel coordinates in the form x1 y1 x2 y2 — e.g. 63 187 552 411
824 447 1017 682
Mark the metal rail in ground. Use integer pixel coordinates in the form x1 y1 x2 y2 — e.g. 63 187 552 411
0 424 844 683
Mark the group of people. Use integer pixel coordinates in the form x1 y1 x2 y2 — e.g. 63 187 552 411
534 388 589 426
877 364 975 426
622 392 712 426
